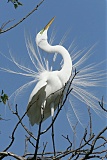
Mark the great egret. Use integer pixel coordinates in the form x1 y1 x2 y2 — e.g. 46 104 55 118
27 17 72 125
0 17 106 128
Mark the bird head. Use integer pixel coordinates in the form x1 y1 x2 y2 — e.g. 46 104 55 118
36 17 55 49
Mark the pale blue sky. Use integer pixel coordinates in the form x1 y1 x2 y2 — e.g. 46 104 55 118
0 0 106 159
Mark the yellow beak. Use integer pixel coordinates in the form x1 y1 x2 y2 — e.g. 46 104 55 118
44 17 55 30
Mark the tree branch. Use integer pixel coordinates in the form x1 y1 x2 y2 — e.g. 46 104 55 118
0 0 44 34
0 152 25 160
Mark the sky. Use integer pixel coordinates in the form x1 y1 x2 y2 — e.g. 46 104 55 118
0 0 107 159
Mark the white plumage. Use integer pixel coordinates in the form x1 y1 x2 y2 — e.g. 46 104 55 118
0 17 106 128
27 17 72 125
27 71 63 125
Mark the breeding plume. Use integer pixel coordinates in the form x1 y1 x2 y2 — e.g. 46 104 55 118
0 17 106 128
27 17 72 125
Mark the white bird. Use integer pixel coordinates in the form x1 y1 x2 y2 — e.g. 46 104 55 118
27 17 72 125
0 17 106 128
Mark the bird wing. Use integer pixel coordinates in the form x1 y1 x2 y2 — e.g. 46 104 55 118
28 80 47 103
27 80 47 125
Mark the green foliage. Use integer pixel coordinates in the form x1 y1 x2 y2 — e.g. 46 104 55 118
0 90 8 104
7 0 23 9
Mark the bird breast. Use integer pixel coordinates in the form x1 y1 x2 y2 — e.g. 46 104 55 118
43 71 64 98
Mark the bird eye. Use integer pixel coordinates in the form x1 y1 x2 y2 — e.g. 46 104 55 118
40 29 44 34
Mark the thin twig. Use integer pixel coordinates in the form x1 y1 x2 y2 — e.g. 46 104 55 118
0 0 44 34
99 96 107 112
42 142 48 157
62 135 72 151
0 152 25 160
15 106 37 141
81 126 107 160
27 137 36 149
3 104 28 153
87 106 93 138
52 117 56 156
55 134 95 159
33 115 44 159
8 103 37 141
0 19 15 32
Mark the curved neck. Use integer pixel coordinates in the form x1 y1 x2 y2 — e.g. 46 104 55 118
39 42 72 84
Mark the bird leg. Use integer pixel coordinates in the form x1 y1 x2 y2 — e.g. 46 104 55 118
41 100 46 121
51 103 56 156
51 103 54 117
34 101 46 159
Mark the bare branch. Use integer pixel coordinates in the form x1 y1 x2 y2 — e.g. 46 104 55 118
99 96 107 112
33 115 44 159
1 68 106 159
62 135 72 151
87 106 93 138
81 126 107 160
14 105 37 141
42 142 48 157
3 104 28 153
0 0 44 34
51 118 56 156
0 152 25 160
